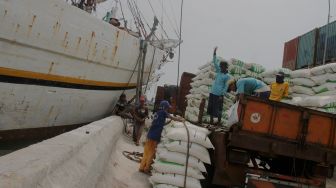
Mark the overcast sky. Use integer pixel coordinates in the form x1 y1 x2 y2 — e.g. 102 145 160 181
98 0 335 97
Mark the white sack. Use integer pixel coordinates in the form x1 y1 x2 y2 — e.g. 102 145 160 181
310 74 329 85
152 160 205 179
226 102 239 127
294 96 336 107
311 66 326 76
156 148 206 172
149 173 202 188
312 83 336 94
328 74 336 82
165 128 214 149
164 141 211 164
166 121 211 135
291 78 316 87
290 69 311 78
292 85 315 95
153 184 179 188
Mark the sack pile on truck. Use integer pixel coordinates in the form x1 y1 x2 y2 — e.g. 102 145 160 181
149 121 213 188
272 63 336 114
184 57 266 126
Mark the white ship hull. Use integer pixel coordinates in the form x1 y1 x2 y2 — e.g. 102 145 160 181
0 0 164 136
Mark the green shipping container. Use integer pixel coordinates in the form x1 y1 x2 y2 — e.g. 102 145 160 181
296 29 317 69
316 20 336 65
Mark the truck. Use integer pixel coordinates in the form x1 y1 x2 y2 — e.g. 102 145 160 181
205 96 336 188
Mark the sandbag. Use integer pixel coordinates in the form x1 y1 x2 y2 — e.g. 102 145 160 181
291 93 311 98
165 128 214 149
153 184 179 188
156 147 206 172
166 121 211 135
198 62 212 70
327 63 336 72
291 78 316 87
229 65 246 74
226 102 239 127
263 77 275 84
312 83 336 94
292 85 315 95
290 69 311 78
328 74 336 82
311 66 326 76
316 90 336 96
230 58 245 67
310 74 329 85
293 96 336 107
152 160 205 179
149 173 202 188
164 141 211 164
247 63 265 73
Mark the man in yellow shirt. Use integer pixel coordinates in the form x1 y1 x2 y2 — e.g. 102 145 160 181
269 72 291 101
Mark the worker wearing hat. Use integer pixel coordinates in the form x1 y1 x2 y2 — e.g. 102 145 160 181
207 47 230 126
139 100 184 175
228 77 270 101
269 71 290 101
132 95 149 146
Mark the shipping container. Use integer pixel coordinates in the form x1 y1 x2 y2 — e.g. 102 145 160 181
282 37 299 70
316 20 336 65
178 72 196 114
154 85 177 113
296 29 318 69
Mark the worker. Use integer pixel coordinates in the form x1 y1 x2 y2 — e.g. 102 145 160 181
207 47 230 126
132 95 149 146
139 100 184 175
115 93 135 118
269 71 291 101
228 77 270 101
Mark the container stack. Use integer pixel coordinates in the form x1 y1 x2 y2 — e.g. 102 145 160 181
149 121 213 188
184 57 266 126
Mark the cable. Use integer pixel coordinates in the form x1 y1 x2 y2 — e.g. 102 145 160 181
182 121 190 188
146 0 170 39
176 0 184 112
118 0 129 31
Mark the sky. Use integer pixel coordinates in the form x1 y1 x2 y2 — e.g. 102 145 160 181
97 0 335 97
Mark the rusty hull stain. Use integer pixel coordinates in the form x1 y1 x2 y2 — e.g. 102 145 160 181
48 62 55 74
76 37 82 51
15 24 20 33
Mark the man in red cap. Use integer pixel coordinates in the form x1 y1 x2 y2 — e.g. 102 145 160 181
132 95 149 146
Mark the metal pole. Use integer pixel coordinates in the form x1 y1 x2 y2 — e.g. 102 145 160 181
136 41 144 104
323 0 331 65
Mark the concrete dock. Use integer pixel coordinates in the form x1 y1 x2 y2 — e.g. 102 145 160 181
1 116 336 188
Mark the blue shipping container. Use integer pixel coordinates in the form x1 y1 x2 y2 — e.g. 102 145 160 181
316 20 336 65
296 29 317 69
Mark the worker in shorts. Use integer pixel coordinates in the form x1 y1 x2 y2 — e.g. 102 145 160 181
139 100 184 175
228 77 270 101
207 47 230 126
269 71 291 101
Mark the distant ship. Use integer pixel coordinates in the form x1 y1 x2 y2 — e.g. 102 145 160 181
0 0 171 140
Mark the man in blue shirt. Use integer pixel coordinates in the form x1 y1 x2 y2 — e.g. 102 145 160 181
228 77 270 101
207 47 230 125
139 100 184 175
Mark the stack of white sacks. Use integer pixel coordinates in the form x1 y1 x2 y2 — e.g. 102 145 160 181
184 57 266 126
149 121 214 188
285 63 336 114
